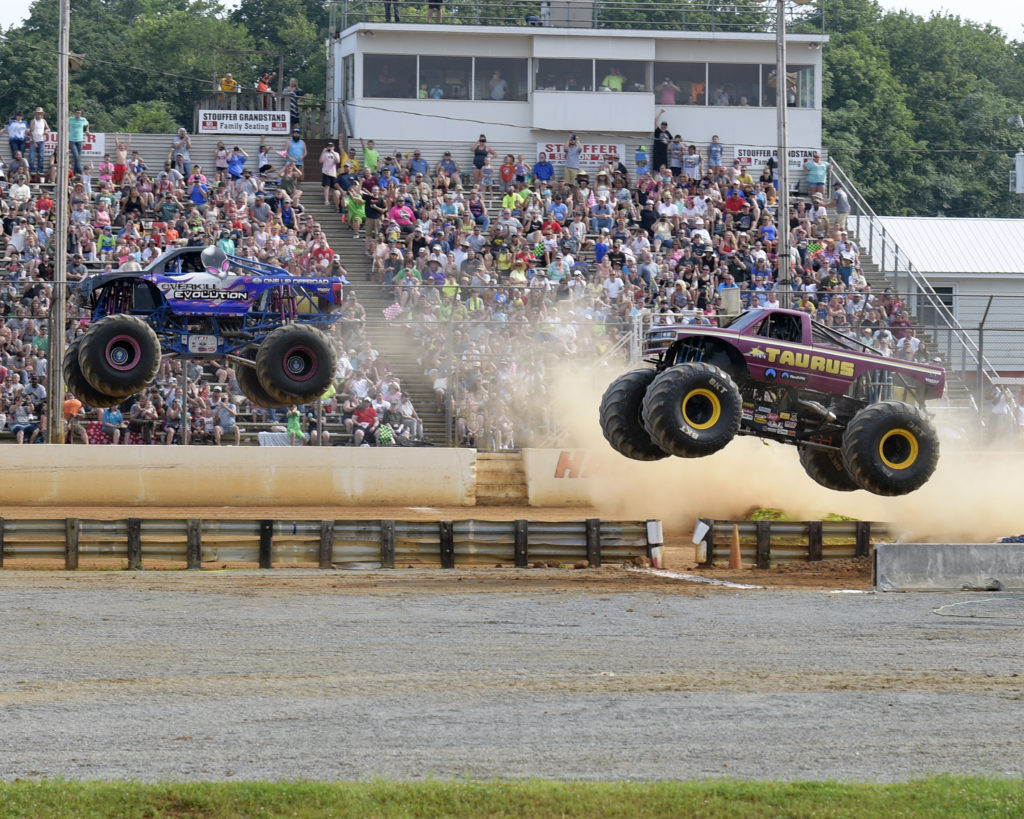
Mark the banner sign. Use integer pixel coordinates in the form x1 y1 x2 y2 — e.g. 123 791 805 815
733 145 821 174
198 110 290 135
43 132 106 158
538 141 625 166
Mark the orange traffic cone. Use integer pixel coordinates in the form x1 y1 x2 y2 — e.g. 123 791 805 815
729 524 742 569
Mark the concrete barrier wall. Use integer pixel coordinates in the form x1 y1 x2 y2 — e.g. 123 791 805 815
875 543 1024 591
521 448 604 507
0 446 477 507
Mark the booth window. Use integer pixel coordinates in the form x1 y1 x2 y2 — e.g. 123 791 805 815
707 64 760 107
761 64 815 107
363 54 417 98
474 57 528 101
420 56 472 100
653 62 707 105
594 60 649 92
535 58 593 92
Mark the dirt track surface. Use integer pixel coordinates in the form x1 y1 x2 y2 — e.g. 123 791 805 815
3 565 1023 783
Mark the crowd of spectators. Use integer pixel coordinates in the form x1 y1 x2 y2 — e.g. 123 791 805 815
0 109 430 446
0 104 970 448
322 121 936 447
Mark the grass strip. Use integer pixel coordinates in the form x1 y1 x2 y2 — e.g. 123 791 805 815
0 776 1022 818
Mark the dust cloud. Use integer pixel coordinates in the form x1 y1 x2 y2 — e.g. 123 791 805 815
552 365 1024 543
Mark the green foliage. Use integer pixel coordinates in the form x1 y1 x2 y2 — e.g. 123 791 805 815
0 777 1021 817
822 0 1024 215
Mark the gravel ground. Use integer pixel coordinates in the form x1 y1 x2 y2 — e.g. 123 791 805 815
1 570 1022 783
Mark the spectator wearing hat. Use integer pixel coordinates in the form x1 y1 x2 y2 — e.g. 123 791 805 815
283 128 307 179
590 195 613 234
7 111 28 163
435 150 460 187
210 387 241 445
27 108 50 181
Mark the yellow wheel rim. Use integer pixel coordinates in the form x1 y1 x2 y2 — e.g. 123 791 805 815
879 428 919 470
682 388 722 431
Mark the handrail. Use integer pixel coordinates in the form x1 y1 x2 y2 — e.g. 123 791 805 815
328 0 825 35
829 159 1008 420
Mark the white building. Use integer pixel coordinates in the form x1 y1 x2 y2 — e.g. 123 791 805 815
326 11 828 170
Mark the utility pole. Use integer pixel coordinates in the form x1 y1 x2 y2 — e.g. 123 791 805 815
759 0 812 308
47 0 71 444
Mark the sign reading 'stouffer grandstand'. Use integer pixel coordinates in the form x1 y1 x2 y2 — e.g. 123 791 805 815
198 110 290 135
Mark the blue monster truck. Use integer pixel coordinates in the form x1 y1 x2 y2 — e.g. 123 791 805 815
69 246 346 409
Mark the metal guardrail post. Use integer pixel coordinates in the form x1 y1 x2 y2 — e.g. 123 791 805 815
187 519 202 569
700 519 715 567
259 519 274 569
514 519 528 568
65 518 79 570
855 522 871 559
318 520 334 569
439 520 455 568
127 518 142 570
807 520 823 562
755 520 771 570
586 518 601 567
380 519 395 568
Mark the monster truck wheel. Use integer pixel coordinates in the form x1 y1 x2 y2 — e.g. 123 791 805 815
236 363 290 410
256 325 337 405
641 362 742 458
64 338 123 408
78 315 161 399
841 401 939 496
598 369 668 461
798 446 859 492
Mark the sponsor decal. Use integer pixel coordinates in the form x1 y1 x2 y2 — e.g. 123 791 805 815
764 368 777 379
748 346 767 359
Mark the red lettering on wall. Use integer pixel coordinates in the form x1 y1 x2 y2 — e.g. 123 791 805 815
554 450 587 478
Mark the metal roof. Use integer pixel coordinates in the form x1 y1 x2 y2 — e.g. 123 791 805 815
876 217 1024 276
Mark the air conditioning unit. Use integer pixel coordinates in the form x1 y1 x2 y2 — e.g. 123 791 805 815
542 0 593 28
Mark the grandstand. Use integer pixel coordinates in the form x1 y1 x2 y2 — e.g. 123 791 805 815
2 12 1021 448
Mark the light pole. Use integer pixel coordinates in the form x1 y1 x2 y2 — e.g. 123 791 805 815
760 0 813 308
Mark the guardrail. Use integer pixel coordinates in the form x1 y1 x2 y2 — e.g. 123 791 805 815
0 517 659 570
698 519 890 568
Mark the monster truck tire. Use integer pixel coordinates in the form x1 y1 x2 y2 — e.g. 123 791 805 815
641 362 742 458
256 325 338 405
797 446 860 492
841 401 939 496
598 369 668 461
236 362 290 410
78 314 161 399
64 338 123 408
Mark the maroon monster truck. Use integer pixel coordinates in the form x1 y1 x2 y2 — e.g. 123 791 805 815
599 308 946 496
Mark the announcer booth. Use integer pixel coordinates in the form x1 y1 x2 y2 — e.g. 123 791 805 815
325 0 828 170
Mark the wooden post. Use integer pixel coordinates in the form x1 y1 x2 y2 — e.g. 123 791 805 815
700 519 715 567
0 517 5 568
187 518 202 569
259 519 274 569
318 520 334 569
585 518 601 568
439 520 455 569
855 521 871 559
807 520 823 562
755 520 771 570
65 518 79 570
379 519 395 569
127 517 142 570
513 519 528 568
